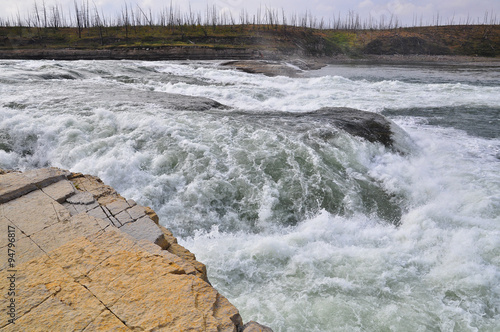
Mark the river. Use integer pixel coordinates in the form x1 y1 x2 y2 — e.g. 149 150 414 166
0 59 499 331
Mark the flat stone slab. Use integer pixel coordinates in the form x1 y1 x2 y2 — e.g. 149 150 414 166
0 168 252 332
81 310 131 331
41 179 76 203
115 210 133 225
86 206 114 226
66 191 95 204
0 172 37 204
0 168 70 204
0 253 109 330
105 200 130 216
126 205 146 220
2 189 71 236
0 217 21 249
30 214 109 254
0 234 44 272
21 167 70 187
120 216 168 249
0 228 241 331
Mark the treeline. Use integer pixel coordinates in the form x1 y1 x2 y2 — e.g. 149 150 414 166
1 1 498 31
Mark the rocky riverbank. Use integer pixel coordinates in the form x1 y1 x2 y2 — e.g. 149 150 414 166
1 47 499 66
0 46 264 61
0 167 272 331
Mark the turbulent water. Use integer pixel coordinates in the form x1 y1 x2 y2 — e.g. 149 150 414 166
1 59 499 331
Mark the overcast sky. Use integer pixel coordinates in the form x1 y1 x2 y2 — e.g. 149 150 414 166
1 0 499 27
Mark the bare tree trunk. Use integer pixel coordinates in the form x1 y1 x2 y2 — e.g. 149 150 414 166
137 4 152 26
122 2 129 41
93 3 104 46
42 0 48 28
74 1 82 37
34 1 42 39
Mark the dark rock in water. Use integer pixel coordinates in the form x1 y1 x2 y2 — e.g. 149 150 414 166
226 107 404 151
221 59 326 77
204 107 407 226
300 107 395 148
221 60 301 77
85 89 226 111
84 87 405 152
287 58 326 70
69 86 400 150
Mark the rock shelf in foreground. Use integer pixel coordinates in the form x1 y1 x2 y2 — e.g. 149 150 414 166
0 167 272 331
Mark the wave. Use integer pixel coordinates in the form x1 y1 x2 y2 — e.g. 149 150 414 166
1 60 499 331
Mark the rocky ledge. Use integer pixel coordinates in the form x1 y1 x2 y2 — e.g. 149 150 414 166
0 167 272 331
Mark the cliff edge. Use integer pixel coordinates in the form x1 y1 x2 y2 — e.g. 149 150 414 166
0 167 272 331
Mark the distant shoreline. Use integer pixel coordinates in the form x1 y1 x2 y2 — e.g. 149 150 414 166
1 47 499 67
0 46 261 61
318 54 500 66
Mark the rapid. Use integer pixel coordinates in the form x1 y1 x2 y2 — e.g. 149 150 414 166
0 59 499 331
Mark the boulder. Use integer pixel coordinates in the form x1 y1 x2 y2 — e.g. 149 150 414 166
299 107 396 148
229 107 406 150
83 89 226 112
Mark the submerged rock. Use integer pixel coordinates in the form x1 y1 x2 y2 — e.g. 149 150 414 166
221 60 302 77
0 167 268 331
297 107 396 148
87 89 226 112
221 59 325 77
224 107 411 152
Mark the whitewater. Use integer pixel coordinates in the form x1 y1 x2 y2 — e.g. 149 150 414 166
0 59 499 331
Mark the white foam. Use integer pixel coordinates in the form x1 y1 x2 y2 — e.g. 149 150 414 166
145 62 500 113
1 60 499 331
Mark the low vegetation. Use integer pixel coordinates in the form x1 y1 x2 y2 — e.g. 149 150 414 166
0 2 498 57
